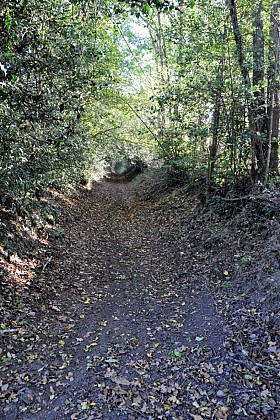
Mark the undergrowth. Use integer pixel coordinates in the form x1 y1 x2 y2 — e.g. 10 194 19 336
133 168 280 314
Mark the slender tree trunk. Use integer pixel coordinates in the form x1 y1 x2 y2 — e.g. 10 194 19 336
227 0 251 87
266 1 280 177
147 18 167 154
156 12 166 83
207 86 221 189
207 34 225 189
252 1 266 174
227 0 266 182
157 12 171 84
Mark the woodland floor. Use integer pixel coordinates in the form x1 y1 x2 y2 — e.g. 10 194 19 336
0 177 279 419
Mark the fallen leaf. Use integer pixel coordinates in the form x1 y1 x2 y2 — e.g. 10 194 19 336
111 376 130 386
132 395 142 406
104 358 119 365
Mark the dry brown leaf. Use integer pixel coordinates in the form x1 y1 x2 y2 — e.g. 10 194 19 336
214 406 229 419
132 395 142 406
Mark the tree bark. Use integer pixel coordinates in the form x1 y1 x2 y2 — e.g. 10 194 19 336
207 57 223 190
207 87 221 189
266 1 280 177
227 0 251 87
252 0 266 174
227 0 267 182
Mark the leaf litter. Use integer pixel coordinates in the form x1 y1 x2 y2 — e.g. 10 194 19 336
0 180 279 419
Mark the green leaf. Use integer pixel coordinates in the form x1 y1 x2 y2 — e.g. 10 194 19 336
118 274 127 280
169 349 181 358
11 75 18 84
2 352 13 362
21 0 28 8
144 3 150 14
5 12 12 30
81 401 88 410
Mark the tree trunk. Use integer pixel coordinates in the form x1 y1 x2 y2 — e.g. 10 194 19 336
207 86 221 189
207 54 224 190
227 0 251 87
227 0 267 182
266 1 280 177
252 0 266 177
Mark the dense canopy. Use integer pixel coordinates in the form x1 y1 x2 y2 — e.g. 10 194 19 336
1 0 279 212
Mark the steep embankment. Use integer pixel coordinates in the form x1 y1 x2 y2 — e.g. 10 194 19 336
0 179 279 419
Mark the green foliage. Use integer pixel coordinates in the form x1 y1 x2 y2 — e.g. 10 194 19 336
0 0 124 211
0 0 279 220
140 0 279 184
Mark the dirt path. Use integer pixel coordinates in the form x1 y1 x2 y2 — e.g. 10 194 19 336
0 182 279 419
